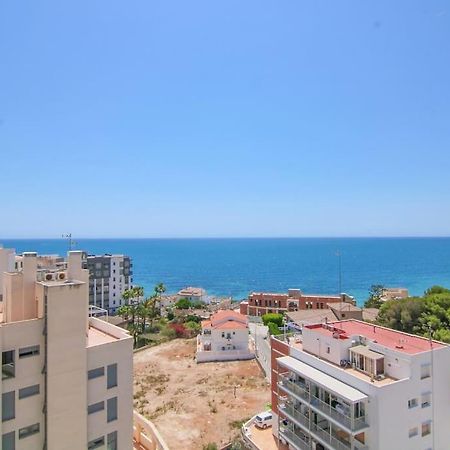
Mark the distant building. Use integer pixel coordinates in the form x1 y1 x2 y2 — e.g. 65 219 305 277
0 248 133 450
84 254 133 314
240 289 355 316
197 310 254 362
286 303 379 328
381 287 409 301
177 287 206 303
271 319 450 449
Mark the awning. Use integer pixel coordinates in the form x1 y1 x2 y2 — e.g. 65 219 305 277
278 356 368 403
350 345 384 360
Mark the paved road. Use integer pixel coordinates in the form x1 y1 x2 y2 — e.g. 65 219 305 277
249 323 271 381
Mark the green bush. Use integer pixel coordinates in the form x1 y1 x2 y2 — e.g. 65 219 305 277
267 321 281 335
161 326 176 339
262 313 283 327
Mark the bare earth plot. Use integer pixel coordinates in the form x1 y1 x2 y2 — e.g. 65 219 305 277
133 338 271 449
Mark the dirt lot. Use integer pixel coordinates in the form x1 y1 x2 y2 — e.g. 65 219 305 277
133 338 271 449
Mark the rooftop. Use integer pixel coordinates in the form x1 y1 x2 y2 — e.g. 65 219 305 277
306 320 446 354
87 326 119 346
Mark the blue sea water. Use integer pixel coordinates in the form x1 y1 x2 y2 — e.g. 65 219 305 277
1 238 450 306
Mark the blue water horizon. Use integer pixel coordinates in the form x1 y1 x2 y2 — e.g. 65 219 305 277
2 237 450 306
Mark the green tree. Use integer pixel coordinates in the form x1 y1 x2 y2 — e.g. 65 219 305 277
364 284 385 308
267 322 282 335
262 313 283 327
175 298 191 309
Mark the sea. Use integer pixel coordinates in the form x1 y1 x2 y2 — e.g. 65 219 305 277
1 238 450 306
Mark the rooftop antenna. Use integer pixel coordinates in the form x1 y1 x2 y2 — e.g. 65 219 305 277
62 233 76 251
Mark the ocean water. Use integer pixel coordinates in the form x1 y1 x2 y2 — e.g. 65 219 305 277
1 238 450 306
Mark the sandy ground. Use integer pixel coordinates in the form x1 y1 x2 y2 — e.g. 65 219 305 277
133 338 271 449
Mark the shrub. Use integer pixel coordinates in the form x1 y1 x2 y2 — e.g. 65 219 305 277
262 313 283 327
267 321 281 335
166 310 174 321
175 298 191 309
169 323 188 338
161 326 176 339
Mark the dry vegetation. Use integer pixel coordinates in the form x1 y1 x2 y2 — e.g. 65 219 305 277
133 338 270 449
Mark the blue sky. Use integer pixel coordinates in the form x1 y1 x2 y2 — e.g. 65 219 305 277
1 1 450 238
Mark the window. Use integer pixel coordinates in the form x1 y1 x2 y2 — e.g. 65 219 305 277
88 436 105 449
88 401 104 415
409 427 418 438
2 431 15 450
421 392 431 408
107 431 118 450
107 397 118 422
2 350 15 379
19 384 40 399
18 423 39 439
107 363 117 389
221 332 225 338
2 391 15 422
422 421 431 437
420 364 431 380
18 345 40 359
408 398 418 409
326 346 331 354
88 367 104 380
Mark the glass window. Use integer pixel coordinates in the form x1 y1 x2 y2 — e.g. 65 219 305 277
88 367 104 380
88 436 105 449
421 364 431 379
421 392 431 408
88 401 104 415
408 398 418 409
107 364 117 389
408 427 418 438
2 391 15 422
18 345 40 358
18 423 39 439
422 421 432 437
2 350 15 380
107 397 118 422
19 384 40 399
2 431 15 450
107 431 118 450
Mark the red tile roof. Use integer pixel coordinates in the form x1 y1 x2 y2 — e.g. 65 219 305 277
202 310 248 330
306 320 446 354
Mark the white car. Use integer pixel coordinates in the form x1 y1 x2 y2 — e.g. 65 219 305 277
254 411 272 429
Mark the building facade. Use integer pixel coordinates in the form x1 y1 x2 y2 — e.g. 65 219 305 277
270 319 450 450
84 254 133 314
0 248 133 450
240 289 355 317
197 310 254 362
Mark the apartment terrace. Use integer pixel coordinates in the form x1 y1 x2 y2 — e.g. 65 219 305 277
87 317 131 347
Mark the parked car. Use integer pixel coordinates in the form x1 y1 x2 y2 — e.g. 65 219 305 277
254 411 272 429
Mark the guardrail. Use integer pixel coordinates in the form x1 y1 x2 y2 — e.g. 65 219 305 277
133 410 170 450
241 416 261 450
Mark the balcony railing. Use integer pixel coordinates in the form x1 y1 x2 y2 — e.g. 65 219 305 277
2 363 15 380
279 374 368 432
311 423 350 450
279 428 311 450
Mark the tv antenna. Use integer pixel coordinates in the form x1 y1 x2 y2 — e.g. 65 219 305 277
62 233 77 251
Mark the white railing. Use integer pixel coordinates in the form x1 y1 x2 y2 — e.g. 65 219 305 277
133 410 170 450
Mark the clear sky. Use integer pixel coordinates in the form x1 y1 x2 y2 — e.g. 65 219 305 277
1 1 450 238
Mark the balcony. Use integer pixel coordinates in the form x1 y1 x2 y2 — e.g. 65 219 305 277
278 374 368 432
279 427 311 450
2 363 15 380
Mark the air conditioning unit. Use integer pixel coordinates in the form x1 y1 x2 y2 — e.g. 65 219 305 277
57 272 66 281
45 273 56 281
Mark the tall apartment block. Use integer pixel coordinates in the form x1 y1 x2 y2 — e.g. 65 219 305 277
240 289 355 317
0 247 133 450
83 254 133 314
271 320 450 450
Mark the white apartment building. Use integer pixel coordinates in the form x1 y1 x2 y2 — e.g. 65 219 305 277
271 320 450 450
197 310 254 362
0 248 133 450
84 254 133 315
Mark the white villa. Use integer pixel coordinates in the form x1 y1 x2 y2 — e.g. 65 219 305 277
196 310 254 363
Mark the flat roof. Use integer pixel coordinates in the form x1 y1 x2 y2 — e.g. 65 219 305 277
87 326 119 347
278 356 368 403
306 320 447 354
